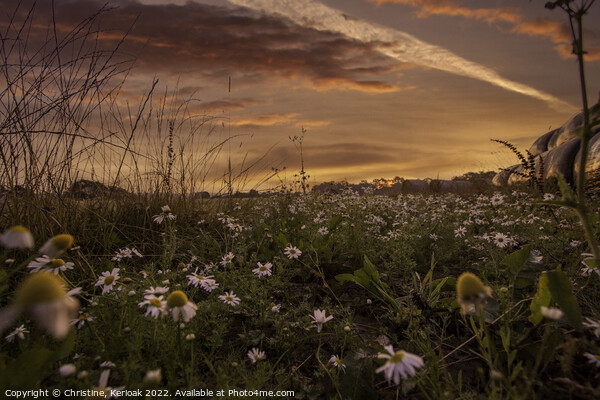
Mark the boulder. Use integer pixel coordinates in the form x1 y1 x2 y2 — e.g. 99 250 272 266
539 137 580 183
507 165 529 185
529 129 557 156
429 179 473 193
493 165 519 187
402 179 429 192
494 101 600 187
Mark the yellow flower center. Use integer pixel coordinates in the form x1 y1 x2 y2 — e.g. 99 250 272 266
389 351 405 364
167 290 188 307
50 259 65 269
150 298 163 308
195 274 205 280
15 272 66 306
79 313 90 321
104 276 115 285
9 225 29 233
259 266 267 271
50 234 74 252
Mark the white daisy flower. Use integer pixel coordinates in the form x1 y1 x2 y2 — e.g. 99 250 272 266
310 309 333 333
490 194 505 206
186 268 215 288
252 262 273 278
70 311 94 328
153 206 176 224
0 225 34 249
219 291 241 306
284 244 302 259
144 286 169 296
220 252 235 267
27 255 74 274
166 291 197 322
111 248 132 261
493 232 510 249
318 227 329 235
95 268 120 294
5 324 28 342
376 345 424 385
454 226 466 238
329 355 346 372
138 295 167 319
247 347 266 364
203 280 219 292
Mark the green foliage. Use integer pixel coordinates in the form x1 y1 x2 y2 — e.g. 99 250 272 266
545 269 583 331
529 273 551 325
335 255 399 312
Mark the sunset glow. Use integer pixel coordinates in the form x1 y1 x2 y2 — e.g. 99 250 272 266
3 0 600 190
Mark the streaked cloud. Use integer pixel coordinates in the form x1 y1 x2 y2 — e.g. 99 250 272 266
228 0 574 111
369 0 600 63
231 113 299 127
370 0 522 24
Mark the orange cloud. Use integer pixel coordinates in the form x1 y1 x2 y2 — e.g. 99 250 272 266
310 77 400 93
231 113 299 127
512 18 570 44
294 120 331 128
369 0 599 62
369 0 522 24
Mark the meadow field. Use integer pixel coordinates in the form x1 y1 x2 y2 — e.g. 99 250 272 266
2 0 600 398
1 187 600 399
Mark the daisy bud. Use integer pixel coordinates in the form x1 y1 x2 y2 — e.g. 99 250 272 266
143 368 162 385
11 272 79 339
541 306 564 320
456 272 492 316
39 234 74 258
59 364 77 377
15 272 66 306
0 225 34 249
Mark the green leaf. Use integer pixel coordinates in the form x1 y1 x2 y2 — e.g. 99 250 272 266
556 174 576 203
422 254 436 288
545 269 583 331
529 273 551 325
329 215 342 231
0 346 53 390
503 245 531 276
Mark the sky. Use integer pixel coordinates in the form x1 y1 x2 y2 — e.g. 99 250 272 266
3 0 600 190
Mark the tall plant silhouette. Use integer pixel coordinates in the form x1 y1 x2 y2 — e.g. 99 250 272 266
544 0 600 262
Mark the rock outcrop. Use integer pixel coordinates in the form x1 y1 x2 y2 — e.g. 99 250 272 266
494 102 600 187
